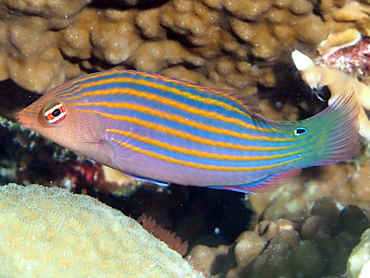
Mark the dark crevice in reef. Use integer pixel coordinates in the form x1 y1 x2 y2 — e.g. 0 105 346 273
88 0 171 11
0 79 40 120
93 183 254 252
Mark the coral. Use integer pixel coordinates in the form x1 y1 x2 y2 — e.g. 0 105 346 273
186 244 230 276
3 1 370 277
347 227 370 278
0 183 202 277
138 213 188 256
1 0 368 94
316 37 370 85
0 0 92 92
318 0 370 56
233 231 267 266
292 49 370 141
188 197 369 277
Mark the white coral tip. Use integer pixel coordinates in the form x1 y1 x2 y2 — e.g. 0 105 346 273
292 50 314 71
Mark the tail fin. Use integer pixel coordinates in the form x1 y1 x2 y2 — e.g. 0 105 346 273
307 87 360 166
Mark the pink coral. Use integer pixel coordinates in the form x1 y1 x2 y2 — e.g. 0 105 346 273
138 214 188 256
316 37 370 85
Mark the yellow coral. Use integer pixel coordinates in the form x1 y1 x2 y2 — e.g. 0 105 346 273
0 183 202 278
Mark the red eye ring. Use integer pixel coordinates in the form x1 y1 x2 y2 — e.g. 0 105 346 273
43 101 67 124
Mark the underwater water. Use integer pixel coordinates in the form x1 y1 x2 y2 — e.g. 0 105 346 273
0 0 369 277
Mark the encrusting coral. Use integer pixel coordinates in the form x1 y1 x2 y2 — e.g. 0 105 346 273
317 0 370 56
316 37 370 86
0 0 92 92
0 0 368 95
0 183 203 277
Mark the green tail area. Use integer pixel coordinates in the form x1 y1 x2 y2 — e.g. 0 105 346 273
214 89 360 194
299 88 360 167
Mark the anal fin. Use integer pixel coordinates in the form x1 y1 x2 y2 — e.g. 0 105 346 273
125 173 169 187
209 168 302 194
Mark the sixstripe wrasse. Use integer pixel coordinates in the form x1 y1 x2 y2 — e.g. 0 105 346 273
17 70 360 193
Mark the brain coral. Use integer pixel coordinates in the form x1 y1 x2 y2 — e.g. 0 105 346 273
1 0 368 94
0 183 202 278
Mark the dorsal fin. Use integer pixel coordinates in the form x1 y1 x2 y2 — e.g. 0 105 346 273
217 89 262 114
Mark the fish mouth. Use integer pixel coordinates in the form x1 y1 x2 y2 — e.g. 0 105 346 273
16 110 34 128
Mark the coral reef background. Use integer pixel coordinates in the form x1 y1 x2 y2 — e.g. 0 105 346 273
2 0 367 94
0 0 370 277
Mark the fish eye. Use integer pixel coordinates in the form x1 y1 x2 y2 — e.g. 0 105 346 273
294 127 308 136
42 101 67 124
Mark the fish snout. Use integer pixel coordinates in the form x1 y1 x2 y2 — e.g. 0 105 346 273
16 110 34 128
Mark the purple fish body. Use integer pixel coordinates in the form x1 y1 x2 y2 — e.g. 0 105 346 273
17 70 360 192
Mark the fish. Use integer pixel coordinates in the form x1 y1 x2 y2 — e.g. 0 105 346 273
17 69 360 193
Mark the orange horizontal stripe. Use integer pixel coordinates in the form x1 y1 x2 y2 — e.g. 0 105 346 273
74 108 288 151
75 103 289 142
53 71 122 97
111 138 300 171
72 89 273 132
61 75 262 126
107 129 300 161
